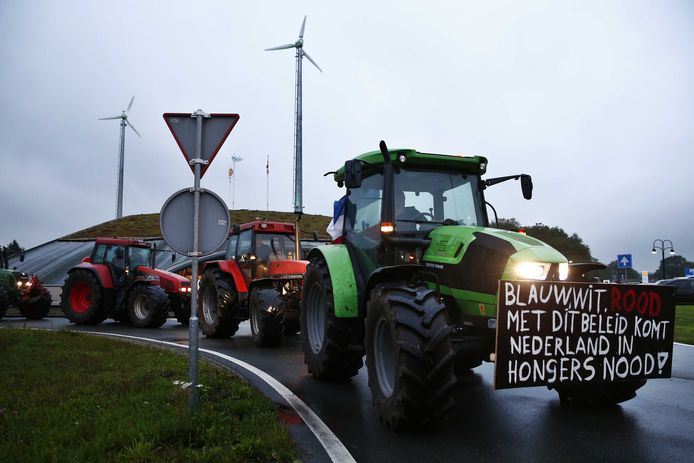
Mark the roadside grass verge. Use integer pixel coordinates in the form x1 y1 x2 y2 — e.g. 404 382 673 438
675 304 694 345
0 329 298 462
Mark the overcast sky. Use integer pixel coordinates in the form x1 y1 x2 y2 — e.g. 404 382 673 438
1 0 692 274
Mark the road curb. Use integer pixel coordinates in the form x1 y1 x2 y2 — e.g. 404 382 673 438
20 327 355 463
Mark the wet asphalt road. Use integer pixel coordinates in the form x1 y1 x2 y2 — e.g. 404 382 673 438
4 316 693 463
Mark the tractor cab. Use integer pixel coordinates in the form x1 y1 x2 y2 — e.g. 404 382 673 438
225 221 300 283
89 238 155 286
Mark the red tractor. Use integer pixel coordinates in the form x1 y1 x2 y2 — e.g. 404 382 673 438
61 238 192 327
198 220 308 346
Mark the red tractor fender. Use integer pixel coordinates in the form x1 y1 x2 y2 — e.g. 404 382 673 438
70 262 114 288
202 260 249 293
268 259 309 277
137 266 190 294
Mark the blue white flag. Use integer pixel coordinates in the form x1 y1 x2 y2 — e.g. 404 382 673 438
326 196 347 240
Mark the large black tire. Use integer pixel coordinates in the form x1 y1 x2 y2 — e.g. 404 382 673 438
169 294 190 326
366 284 457 429
0 286 9 320
127 285 170 328
198 268 241 338
61 270 107 325
551 378 647 406
18 289 52 320
249 286 286 347
300 257 364 380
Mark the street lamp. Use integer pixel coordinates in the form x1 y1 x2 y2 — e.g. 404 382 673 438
651 239 675 279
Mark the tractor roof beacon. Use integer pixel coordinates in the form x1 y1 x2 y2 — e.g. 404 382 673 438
300 141 644 429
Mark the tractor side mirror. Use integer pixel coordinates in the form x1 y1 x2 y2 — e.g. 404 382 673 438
344 160 362 189
521 175 533 200
19 253 25 263
171 253 176 262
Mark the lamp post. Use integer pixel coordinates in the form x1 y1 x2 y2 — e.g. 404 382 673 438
651 239 675 280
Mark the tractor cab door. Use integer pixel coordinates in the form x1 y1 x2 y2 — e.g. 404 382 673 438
344 173 385 279
101 245 128 286
235 229 255 284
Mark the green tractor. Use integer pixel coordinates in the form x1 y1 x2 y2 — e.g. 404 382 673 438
0 245 52 320
300 141 643 429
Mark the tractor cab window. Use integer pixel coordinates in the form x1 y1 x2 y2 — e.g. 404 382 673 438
226 235 239 259
344 173 383 273
253 233 297 278
237 230 253 260
104 245 127 281
92 245 107 264
394 169 483 230
128 247 150 269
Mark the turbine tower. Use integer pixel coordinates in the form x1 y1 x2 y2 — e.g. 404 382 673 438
265 15 322 215
99 96 141 219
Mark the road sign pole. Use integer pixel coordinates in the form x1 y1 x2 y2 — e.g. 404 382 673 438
188 109 206 411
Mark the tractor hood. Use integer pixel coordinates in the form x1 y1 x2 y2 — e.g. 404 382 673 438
137 266 190 293
423 226 567 297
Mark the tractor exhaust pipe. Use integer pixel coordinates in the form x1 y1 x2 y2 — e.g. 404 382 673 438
379 140 395 227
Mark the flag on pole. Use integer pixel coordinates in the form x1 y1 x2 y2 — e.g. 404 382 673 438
228 167 233 177
326 196 347 240
266 155 269 175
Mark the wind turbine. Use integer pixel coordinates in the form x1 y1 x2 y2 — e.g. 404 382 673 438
265 15 322 215
98 96 141 219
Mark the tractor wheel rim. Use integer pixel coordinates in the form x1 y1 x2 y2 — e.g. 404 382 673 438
202 285 217 325
374 317 395 398
69 282 92 313
133 293 150 320
306 281 326 354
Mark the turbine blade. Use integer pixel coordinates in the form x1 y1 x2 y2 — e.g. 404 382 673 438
265 43 296 51
126 120 141 137
127 95 135 112
299 15 307 38
98 116 122 120
303 50 323 73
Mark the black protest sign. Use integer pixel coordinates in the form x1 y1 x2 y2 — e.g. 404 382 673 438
494 281 675 390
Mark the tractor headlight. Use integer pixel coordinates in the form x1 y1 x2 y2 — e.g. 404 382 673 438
515 262 550 280
558 262 569 281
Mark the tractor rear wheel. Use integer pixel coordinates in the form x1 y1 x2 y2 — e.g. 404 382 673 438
551 379 647 406
301 257 363 380
61 270 106 325
128 285 169 328
366 284 457 429
0 286 9 320
169 294 190 326
18 289 52 320
250 286 285 347
198 268 240 338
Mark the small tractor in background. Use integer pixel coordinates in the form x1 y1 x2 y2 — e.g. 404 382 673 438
300 141 659 429
0 245 52 320
61 238 191 327
197 220 307 346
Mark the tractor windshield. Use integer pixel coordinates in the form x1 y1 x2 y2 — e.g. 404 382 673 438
394 169 484 231
128 247 151 269
255 233 299 262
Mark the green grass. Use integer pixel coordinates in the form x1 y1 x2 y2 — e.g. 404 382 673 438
0 329 298 462
61 209 332 241
675 305 694 345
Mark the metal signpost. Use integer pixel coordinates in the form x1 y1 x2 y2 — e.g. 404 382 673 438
617 253 632 282
161 110 239 410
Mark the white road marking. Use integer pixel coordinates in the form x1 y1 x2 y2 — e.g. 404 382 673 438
78 330 356 463
675 342 693 348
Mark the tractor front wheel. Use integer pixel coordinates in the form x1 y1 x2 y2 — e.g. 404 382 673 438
127 285 169 328
198 269 241 338
300 257 363 380
61 270 106 325
0 286 9 320
18 289 52 320
366 284 457 429
551 379 647 406
249 286 285 347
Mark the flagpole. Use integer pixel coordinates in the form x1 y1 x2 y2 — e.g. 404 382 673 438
266 154 270 211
